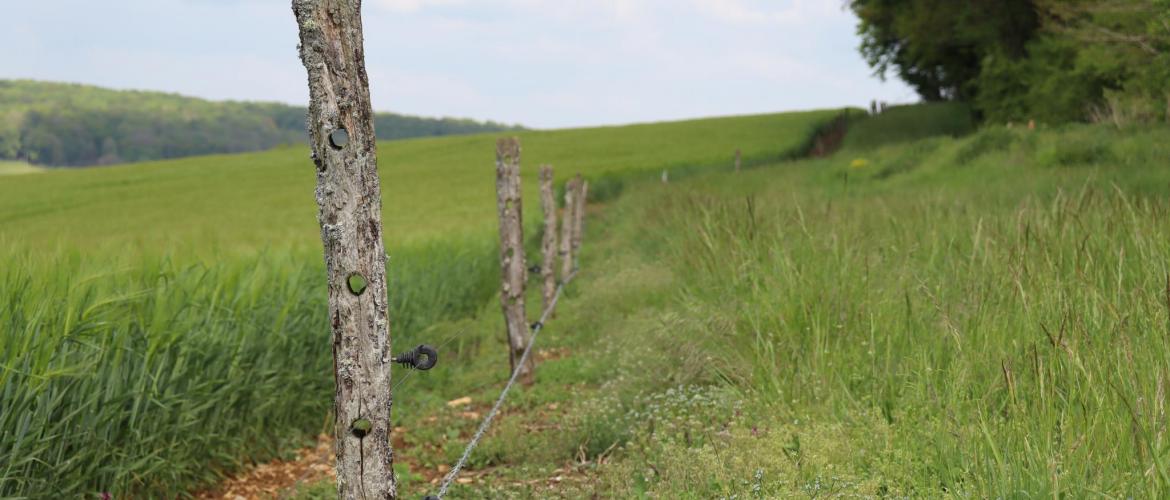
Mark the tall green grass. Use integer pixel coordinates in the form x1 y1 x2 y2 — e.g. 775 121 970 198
589 122 1170 496
1 250 329 495
0 241 499 496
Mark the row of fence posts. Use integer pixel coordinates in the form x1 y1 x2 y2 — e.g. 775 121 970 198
295 0 728 494
435 140 746 497
662 147 742 184
494 137 588 383
423 141 748 497
430 137 750 497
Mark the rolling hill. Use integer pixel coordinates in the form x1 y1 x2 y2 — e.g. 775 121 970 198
0 80 521 167
0 109 839 252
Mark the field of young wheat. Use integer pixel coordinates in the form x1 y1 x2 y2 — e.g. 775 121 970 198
0 110 836 497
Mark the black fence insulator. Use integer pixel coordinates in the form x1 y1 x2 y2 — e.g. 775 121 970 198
528 263 542 274
393 344 438 370
530 321 543 331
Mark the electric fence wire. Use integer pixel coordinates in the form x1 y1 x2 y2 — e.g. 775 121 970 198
430 272 575 499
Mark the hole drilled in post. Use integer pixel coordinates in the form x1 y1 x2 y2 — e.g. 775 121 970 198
329 128 349 149
351 418 371 438
347 273 368 296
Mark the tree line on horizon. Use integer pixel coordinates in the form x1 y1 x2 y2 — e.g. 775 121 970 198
851 0 1170 125
0 80 522 167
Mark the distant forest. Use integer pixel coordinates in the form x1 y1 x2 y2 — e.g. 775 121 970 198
0 80 522 167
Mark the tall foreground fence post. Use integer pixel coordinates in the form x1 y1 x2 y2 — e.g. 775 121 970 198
292 0 397 497
558 177 578 283
571 178 588 270
495 138 534 383
538 165 558 313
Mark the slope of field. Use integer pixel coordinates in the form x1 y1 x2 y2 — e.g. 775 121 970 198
283 117 1170 498
0 110 838 497
840 101 976 150
0 160 41 176
0 109 839 253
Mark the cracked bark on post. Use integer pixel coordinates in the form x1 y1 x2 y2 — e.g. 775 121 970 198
538 165 558 313
570 176 588 271
558 177 577 283
292 0 396 498
496 138 534 383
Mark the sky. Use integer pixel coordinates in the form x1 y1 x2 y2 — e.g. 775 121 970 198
4 0 916 129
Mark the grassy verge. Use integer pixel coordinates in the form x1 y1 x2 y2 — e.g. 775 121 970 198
293 119 1170 498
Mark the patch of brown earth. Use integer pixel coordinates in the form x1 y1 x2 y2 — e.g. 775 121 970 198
195 434 335 500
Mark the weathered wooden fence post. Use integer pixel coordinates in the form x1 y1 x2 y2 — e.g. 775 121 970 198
735 148 742 173
538 165 558 313
495 138 534 383
558 177 577 282
292 0 396 497
571 177 588 270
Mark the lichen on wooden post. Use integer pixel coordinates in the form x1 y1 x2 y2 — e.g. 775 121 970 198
292 0 397 497
495 137 534 383
558 177 577 283
538 165 558 313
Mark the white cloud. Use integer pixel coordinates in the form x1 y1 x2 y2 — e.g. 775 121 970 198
373 0 467 13
690 0 842 26
5 0 915 128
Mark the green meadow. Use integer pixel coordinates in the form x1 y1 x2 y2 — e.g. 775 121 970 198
0 110 836 497
6 102 1170 498
300 107 1170 498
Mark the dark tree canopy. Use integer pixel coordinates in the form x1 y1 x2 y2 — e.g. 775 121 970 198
851 0 1170 124
850 0 1040 102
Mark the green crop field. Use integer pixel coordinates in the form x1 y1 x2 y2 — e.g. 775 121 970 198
0 110 836 253
0 109 837 497
7 101 1170 498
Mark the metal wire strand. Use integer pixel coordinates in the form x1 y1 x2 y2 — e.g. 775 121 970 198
432 272 574 499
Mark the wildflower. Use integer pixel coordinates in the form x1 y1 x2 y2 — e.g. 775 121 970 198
850 158 869 169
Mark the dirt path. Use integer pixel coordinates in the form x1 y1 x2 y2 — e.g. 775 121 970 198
195 434 335 499
196 347 585 499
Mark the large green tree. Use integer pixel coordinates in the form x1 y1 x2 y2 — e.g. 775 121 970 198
851 0 1170 124
850 0 1040 102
